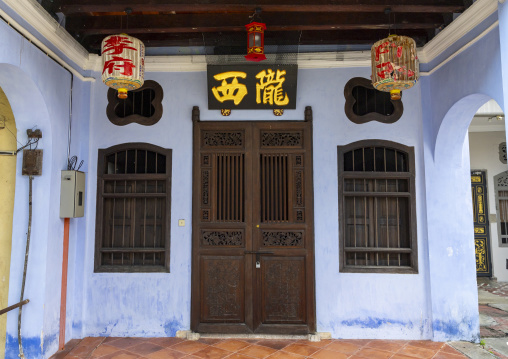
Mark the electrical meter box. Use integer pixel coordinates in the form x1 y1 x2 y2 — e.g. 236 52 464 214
60 170 85 218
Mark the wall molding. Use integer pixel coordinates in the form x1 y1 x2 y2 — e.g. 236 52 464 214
2 0 499 74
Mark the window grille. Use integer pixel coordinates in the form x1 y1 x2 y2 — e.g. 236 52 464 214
95 143 172 272
106 80 163 126
338 140 417 273
344 77 403 124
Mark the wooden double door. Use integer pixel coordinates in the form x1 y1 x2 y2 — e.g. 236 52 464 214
191 115 315 334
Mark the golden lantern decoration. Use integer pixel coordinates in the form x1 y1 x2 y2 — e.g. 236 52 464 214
245 19 266 62
371 35 419 100
101 34 145 99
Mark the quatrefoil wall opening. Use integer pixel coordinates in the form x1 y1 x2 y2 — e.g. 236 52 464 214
344 77 403 124
106 80 164 126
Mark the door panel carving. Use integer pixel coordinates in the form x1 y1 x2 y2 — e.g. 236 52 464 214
201 257 244 322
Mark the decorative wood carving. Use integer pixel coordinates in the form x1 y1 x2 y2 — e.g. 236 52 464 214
344 77 403 124
202 230 243 246
295 170 303 207
202 155 210 167
202 170 210 206
261 131 303 147
203 131 244 147
263 259 304 321
295 155 303 167
296 210 304 222
203 258 243 320
263 231 303 247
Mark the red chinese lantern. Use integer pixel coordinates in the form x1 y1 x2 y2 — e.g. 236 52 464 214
371 35 419 100
101 34 145 99
245 21 266 62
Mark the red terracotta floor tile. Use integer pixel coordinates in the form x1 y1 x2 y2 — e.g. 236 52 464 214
296 339 331 348
354 347 393 359
438 345 468 356
396 344 436 358
267 351 306 359
309 348 349 359
281 343 320 357
97 350 143 359
256 340 295 350
172 341 210 354
192 346 231 359
149 337 186 347
337 339 371 346
90 344 123 358
213 339 252 352
199 338 223 345
104 338 122 344
391 354 426 359
222 353 258 359
324 341 362 355
365 340 406 352
144 348 188 359
108 338 147 350
237 344 277 358
406 340 444 351
126 342 165 355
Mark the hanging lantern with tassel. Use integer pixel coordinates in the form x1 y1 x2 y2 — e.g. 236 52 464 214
101 34 145 99
371 35 419 100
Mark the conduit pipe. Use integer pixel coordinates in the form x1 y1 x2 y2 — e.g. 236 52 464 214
18 175 33 359
59 218 70 350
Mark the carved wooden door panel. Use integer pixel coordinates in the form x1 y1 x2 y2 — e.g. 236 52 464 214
191 108 315 334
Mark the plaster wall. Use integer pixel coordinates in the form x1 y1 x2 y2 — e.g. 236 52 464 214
420 20 503 341
469 130 508 281
0 87 17 359
82 65 430 340
0 19 91 359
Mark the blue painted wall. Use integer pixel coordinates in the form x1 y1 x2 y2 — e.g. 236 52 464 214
0 18 91 359
421 22 503 341
2 3 507 357
80 64 430 340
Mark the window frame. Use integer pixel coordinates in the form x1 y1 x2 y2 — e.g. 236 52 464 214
338 140 418 274
344 77 403 124
106 80 164 126
94 142 172 273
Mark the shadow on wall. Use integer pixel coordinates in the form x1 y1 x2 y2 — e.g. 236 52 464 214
0 63 54 359
0 86 17 359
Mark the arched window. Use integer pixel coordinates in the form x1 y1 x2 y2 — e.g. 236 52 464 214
338 140 417 273
95 143 172 272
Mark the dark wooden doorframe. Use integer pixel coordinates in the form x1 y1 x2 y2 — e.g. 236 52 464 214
191 106 316 334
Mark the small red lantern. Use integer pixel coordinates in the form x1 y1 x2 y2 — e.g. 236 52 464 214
245 21 266 62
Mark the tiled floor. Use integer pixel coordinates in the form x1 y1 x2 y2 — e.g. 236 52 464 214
50 337 467 359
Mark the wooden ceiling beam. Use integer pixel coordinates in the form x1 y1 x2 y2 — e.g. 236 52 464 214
82 29 431 51
66 12 446 35
57 0 465 15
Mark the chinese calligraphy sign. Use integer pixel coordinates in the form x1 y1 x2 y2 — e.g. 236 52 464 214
207 65 297 110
